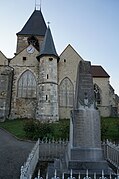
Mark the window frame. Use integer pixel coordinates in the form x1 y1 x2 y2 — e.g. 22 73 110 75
94 83 101 106
59 77 74 107
17 70 37 99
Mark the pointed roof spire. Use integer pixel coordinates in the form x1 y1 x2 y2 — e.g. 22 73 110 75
17 10 47 36
37 26 58 59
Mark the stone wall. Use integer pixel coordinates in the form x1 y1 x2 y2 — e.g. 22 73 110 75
10 48 39 119
0 43 116 120
0 51 8 66
36 56 59 121
58 45 83 119
16 35 44 54
93 77 111 117
0 67 13 121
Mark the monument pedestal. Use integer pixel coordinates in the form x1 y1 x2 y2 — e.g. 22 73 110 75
67 148 109 173
65 109 110 174
69 147 103 161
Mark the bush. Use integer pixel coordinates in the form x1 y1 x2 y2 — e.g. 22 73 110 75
101 118 109 140
23 119 70 140
52 119 70 140
101 117 119 141
23 120 52 140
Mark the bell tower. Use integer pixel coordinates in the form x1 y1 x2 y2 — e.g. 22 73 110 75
16 9 47 54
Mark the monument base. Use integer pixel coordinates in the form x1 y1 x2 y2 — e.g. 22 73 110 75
51 157 114 178
69 147 104 161
68 160 109 172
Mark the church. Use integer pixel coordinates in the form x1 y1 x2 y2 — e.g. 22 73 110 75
0 9 118 122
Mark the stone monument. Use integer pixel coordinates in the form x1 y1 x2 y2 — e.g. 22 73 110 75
66 60 109 173
49 61 112 177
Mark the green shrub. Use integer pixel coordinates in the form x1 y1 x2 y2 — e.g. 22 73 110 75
101 118 109 140
101 117 119 141
23 120 52 140
23 119 70 140
52 120 69 140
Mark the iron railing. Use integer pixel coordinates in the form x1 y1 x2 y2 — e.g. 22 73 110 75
20 139 39 179
20 139 119 179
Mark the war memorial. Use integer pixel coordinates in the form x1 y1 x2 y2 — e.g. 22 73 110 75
20 60 118 179
48 60 112 178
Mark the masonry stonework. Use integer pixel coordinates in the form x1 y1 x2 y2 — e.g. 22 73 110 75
0 9 118 121
10 47 39 119
93 78 111 117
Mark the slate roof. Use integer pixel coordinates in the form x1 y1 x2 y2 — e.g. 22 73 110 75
17 10 47 36
91 65 110 78
37 26 58 59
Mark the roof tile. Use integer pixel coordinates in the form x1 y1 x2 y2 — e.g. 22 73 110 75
17 10 47 36
37 26 58 58
91 65 110 78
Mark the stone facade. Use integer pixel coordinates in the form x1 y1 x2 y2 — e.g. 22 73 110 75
58 45 83 119
0 10 118 121
9 47 39 119
16 35 44 54
0 67 13 121
93 77 110 117
36 56 59 121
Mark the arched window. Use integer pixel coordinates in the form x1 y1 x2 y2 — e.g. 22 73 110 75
27 36 39 51
59 78 74 107
94 84 101 105
17 70 36 98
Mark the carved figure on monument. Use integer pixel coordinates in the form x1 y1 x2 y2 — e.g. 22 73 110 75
84 92 88 107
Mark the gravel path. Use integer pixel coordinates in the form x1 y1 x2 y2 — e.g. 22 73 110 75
0 128 34 179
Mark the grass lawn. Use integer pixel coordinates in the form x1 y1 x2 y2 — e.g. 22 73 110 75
0 119 26 139
0 117 119 141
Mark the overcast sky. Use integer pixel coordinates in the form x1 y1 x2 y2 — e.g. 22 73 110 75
0 0 119 95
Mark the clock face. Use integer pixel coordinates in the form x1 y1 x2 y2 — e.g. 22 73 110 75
27 45 35 54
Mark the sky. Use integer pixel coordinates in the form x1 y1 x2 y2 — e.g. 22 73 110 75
0 0 119 95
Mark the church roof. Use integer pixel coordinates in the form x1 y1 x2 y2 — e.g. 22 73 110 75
91 65 110 78
37 26 58 59
17 10 47 36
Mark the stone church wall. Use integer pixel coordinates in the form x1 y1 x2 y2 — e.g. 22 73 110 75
93 77 110 117
0 46 115 120
16 35 44 54
58 45 83 86
36 55 59 121
9 48 39 119
0 51 8 66
58 45 83 119
0 67 13 121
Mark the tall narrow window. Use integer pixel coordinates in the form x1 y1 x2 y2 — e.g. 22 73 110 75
46 95 48 101
94 84 101 105
59 77 74 107
17 70 36 98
